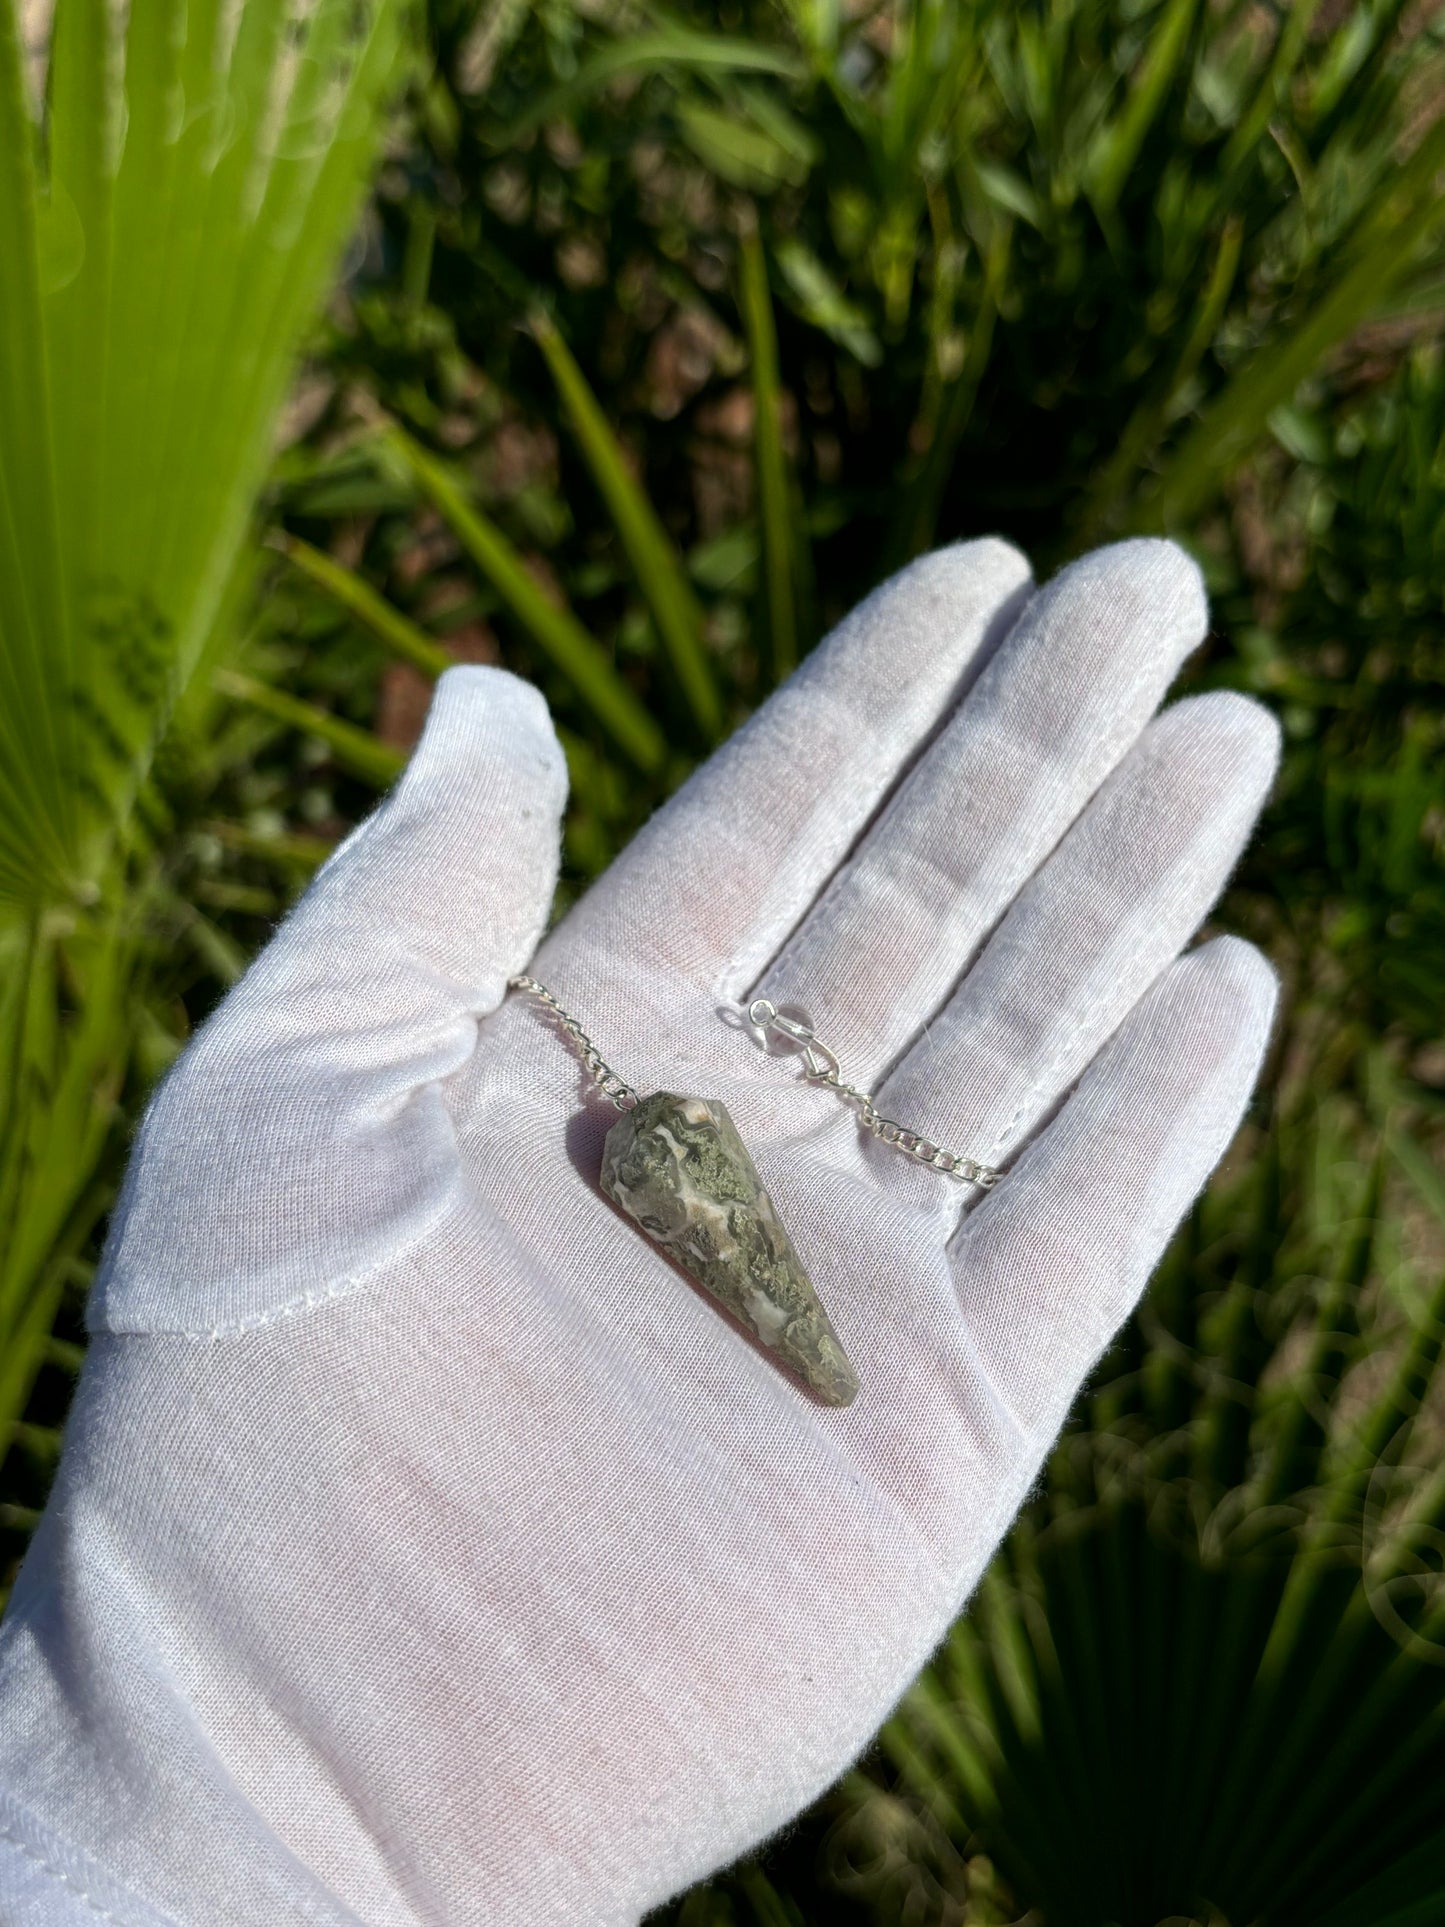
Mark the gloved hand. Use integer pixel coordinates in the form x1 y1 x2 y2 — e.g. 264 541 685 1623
0 538 1278 1927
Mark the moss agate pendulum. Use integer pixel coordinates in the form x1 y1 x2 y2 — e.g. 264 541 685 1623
509 975 887 1406
512 971 1002 1403
600 1091 860 1406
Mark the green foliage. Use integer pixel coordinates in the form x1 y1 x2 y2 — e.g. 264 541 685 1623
0 0 407 903
738 217 801 680
0 0 406 1453
380 415 672 767
269 0 1445 871
532 309 724 739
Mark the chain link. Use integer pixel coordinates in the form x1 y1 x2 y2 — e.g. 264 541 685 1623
746 998 1002 1188
508 976 639 1111
507 977 1002 1187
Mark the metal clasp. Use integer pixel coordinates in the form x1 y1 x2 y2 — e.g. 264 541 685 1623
746 998 841 1084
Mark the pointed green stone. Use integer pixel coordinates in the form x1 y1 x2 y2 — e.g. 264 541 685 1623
600 1091 860 1406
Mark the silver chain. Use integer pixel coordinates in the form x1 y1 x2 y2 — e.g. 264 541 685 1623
746 998 1002 1188
508 976 639 1111
507 977 1002 1188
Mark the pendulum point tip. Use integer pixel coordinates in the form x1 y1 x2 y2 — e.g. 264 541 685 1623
814 1358 861 1407
603 1092 862 1408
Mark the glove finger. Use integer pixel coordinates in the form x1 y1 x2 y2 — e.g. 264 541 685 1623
329 663 564 959
747 539 1208 1086
867 690 1277 1194
538 538 1031 1007
93 666 567 1335
951 935 1277 1450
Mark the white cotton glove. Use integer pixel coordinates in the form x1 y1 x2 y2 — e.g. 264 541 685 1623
0 539 1278 1927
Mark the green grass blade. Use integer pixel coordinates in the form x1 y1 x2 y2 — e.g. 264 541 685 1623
886 215 1011 565
738 222 799 682
1221 0 1325 174
271 532 452 678
1085 0 1200 215
214 668 406 789
1145 109 1445 530
1253 1153 1378 1510
502 27 806 140
1079 214 1243 543
378 420 668 772
530 312 721 741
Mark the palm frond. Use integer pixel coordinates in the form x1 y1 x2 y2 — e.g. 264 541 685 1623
0 0 405 1438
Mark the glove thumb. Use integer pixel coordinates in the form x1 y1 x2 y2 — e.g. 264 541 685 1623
93 667 568 1336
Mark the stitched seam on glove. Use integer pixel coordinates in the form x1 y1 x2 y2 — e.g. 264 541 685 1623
92 1186 460 1342
0 1795 179 1927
